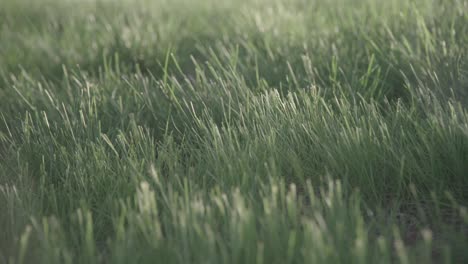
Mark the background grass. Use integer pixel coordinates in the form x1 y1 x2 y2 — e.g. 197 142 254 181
1 0 468 263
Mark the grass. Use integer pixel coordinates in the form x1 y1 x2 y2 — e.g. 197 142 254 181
0 0 467 263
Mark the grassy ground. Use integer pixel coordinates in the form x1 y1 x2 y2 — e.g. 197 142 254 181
1 0 467 263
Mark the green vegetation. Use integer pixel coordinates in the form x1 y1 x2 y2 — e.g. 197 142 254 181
1 0 467 263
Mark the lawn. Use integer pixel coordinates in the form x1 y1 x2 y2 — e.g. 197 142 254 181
0 0 467 263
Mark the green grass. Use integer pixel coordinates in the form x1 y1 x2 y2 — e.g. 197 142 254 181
1 0 468 263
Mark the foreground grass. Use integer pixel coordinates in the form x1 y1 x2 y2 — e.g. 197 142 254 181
1 0 467 263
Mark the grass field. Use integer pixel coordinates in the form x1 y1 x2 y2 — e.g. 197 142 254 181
1 0 468 263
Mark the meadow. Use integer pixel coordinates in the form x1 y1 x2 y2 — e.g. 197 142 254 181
0 0 467 263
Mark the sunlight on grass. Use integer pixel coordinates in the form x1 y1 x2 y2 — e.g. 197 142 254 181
1 0 467 263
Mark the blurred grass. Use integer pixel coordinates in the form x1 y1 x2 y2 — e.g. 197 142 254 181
1 0 468 263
